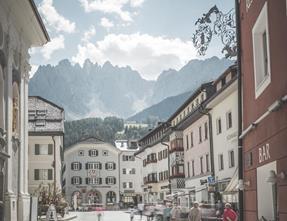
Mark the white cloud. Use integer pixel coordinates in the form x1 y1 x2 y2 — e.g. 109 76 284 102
79 0 145 22
39 0 76 33
100 17 114 29
82 26 96 43
72 33 197 80
41 35 65 60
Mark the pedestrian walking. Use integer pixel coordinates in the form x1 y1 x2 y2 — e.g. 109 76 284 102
222 203 238 221
170 203 181 221
188 201 201 221
130 206 136 221
138 203 144 220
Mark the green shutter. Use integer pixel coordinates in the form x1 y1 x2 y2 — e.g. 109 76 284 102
34 169 39 180
48 169 53 180
35 144 40 155
48 144 53 155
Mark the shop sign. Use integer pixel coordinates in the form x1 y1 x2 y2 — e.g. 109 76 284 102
207 176 215 184
259 143 271 164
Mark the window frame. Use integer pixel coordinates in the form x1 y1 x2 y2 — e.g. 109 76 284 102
252 2 271 99
226 111 233 129
218 154 224 171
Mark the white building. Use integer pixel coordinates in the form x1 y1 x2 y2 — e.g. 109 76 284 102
28 96 64 194
64 137 120 208
206 65 238 203
115 141 142 207
165 83 214 206
0 1 48 220
136 123 170 204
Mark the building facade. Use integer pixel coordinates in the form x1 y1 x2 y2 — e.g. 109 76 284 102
64 137 120 208
28 96 64 194
117 144 142 207
136 123 170 204
0 0 48 220
240 0 287 220
168 83 215 206
206 66 238 205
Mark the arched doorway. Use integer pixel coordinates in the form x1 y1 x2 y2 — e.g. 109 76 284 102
106 191 116 204
87 190 102 205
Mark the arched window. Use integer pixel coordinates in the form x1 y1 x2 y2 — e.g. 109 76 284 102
0 66 4 129
106 191 116 203
87 190 102 204
12 82 19 135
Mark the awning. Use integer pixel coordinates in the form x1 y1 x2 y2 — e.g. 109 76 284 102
222 167 238 203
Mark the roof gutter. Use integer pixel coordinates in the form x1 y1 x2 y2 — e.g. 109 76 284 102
239 95 287 139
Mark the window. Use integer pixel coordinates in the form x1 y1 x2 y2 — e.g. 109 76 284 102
106 177 116 185
86 177 102 185
163 149 168 158
78 150 84 156
216 118 222 134
71 176 82 185
86 162 101 170
204 122 208 140
123 168 126 174
34 169 53 180
190 132 194 148
218 154 224 171
106 191 116 203
106 162 116 170
229 150 235 168
252 2 271 98
89 149 98 157
186 135 189 150
129 182 133 188
191 160 195 177
71 162 82 171
102 150 109 156
200 157 204 174
226 111 232 129
206 154 210 172
122 155 135 161
128 168 136 174
199 126 202 143
35 144 53 155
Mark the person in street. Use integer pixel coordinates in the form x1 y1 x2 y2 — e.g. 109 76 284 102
130 206 136 221
138 203 144 220
170 202 181 221
188 201 201 221
215 200 224 217
222 203 238 221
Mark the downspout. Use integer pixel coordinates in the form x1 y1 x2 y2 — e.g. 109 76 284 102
235 0 244 220
52 136 56 199
160 137 171 195
118 151 123 207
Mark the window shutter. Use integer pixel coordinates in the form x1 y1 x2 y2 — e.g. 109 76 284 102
106 177 108 184
114 177 116 184
99 163 102 170
99 178 102 184
48 144 53 155
71 178 74 185
86 178 89 184
105 163 108 170
86 163 88 170
35 144 40 155
79 163 82 170
79 177 82 185
113 163 116 170
71 163 74 170
89 150 91 156
34 169 39 180
48 169 53 180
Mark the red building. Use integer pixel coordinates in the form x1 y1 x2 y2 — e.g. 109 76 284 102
240 0 287 220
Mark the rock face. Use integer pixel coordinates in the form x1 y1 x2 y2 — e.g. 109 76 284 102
29 57 233 120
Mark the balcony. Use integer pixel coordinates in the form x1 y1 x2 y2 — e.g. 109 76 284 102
170 173 185 179
169 138 184 153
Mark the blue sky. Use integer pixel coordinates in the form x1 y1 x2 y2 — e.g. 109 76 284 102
30 0 234 80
